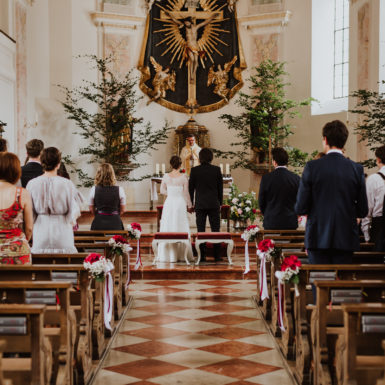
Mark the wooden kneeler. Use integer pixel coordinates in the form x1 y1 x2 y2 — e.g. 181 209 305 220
152 232 192 265
195 232 234 265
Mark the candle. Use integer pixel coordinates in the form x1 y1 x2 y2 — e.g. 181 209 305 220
225 164 230 175
220 163 224 174
155 163 160 175
161 163 166 174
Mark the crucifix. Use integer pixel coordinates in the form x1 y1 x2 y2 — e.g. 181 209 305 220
159 3 224 111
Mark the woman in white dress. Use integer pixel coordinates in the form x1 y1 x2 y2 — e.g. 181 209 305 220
158 155 192 262
27 147 83 253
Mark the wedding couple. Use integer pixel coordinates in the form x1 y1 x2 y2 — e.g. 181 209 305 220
158 148 223 263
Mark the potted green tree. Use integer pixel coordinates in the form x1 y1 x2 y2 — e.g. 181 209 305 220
351 81 385 168
213 60 313 173
59 55 172 187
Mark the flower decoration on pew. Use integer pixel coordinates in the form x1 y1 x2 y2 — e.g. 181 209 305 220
83 253 115 330
83 253 113 282
274 255 302 332
275 255 302 284
241 225 260 242
108 235 132 255
109 235 133 288
257 239 281 262
257 239 282 301
241 225 260 275
127 223 142 240
179 169 186 173
127 223 142 270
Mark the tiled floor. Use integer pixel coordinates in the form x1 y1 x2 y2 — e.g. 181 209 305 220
93 280 295 385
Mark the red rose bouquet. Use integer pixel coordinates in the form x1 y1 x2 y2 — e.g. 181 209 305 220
83 253 113 281
257 239 281 262
275 255 302 284
108 235 132 255
127 223 142 240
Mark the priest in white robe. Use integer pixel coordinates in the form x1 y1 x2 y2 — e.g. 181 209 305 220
180 134 201 176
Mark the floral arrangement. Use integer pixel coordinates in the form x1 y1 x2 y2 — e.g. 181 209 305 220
108 235 132 255
226 184 258 222
257 239 281 262
83 253 113 281
241 225 260 242
275 255 302 284
127 223 142 240
179 169 186 174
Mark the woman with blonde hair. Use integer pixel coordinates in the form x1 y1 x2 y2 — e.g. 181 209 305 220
89 163 126 230
0 152 33 264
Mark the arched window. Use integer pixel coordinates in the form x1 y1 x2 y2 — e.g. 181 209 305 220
311 0 349 115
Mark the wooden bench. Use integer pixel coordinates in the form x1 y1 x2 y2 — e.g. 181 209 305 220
0 265 94 384
0 304 49 385
313 280 385 385
341 303 385 385
32 253 124 321
0 282 73 385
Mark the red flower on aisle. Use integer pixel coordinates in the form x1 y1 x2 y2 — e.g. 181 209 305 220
275 255 302 284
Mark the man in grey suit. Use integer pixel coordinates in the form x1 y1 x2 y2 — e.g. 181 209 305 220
295 120 368 264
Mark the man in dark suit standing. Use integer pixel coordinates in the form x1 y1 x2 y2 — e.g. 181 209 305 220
189 148 223 261
21 139 44 187
295 120 368 264
259 147 300 230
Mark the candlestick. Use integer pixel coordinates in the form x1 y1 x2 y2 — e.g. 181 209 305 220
161 163 166 174
155 163 160 175
225 164 230 175
220 163 224 174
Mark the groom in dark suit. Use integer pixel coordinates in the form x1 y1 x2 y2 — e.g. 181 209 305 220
295 120 368 264
189 148 223 261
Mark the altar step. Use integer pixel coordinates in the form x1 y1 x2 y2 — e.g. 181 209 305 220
130 263 257 280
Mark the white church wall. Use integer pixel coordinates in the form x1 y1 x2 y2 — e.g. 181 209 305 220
0 31 16 152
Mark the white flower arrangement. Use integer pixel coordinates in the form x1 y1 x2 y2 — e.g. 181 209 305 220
83 253 113 281
127 223 142 240
108 236 133 255
241 225 260 242
226 184 258 222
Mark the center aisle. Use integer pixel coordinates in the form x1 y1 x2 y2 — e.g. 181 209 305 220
93 280 295 385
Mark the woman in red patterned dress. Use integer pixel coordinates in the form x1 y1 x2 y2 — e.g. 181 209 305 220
0 152 33 264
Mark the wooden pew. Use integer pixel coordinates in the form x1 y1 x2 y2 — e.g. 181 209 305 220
0 266 94 385
0 282 73 385
313 280 385 385
32 253 124 321
0 304 49 385
341 303 385 385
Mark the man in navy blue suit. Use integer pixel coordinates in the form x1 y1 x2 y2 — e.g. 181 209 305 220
259 147 300 230
295 120 368 264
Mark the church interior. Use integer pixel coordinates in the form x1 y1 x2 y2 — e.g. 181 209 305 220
0 0 385 384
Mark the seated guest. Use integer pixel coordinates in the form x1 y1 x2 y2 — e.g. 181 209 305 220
89 163 126 230
0 138 7 152
27 147 81 253
21 139 44 187
361 145 385 250
0 152 33 264
258 147 300 230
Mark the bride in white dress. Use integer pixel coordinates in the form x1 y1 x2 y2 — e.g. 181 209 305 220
158 156 193 262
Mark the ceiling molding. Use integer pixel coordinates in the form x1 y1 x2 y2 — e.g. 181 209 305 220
238 10 291 33
90 11 145 29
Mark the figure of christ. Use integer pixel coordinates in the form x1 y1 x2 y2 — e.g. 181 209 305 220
165 11 219 83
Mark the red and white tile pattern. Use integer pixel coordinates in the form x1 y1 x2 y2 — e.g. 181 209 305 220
93 280 295 385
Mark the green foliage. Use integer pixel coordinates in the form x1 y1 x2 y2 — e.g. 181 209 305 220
59 55 172 187
285 146 319 175
212 60 313 172
225 184 258 222
351 81 385 169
